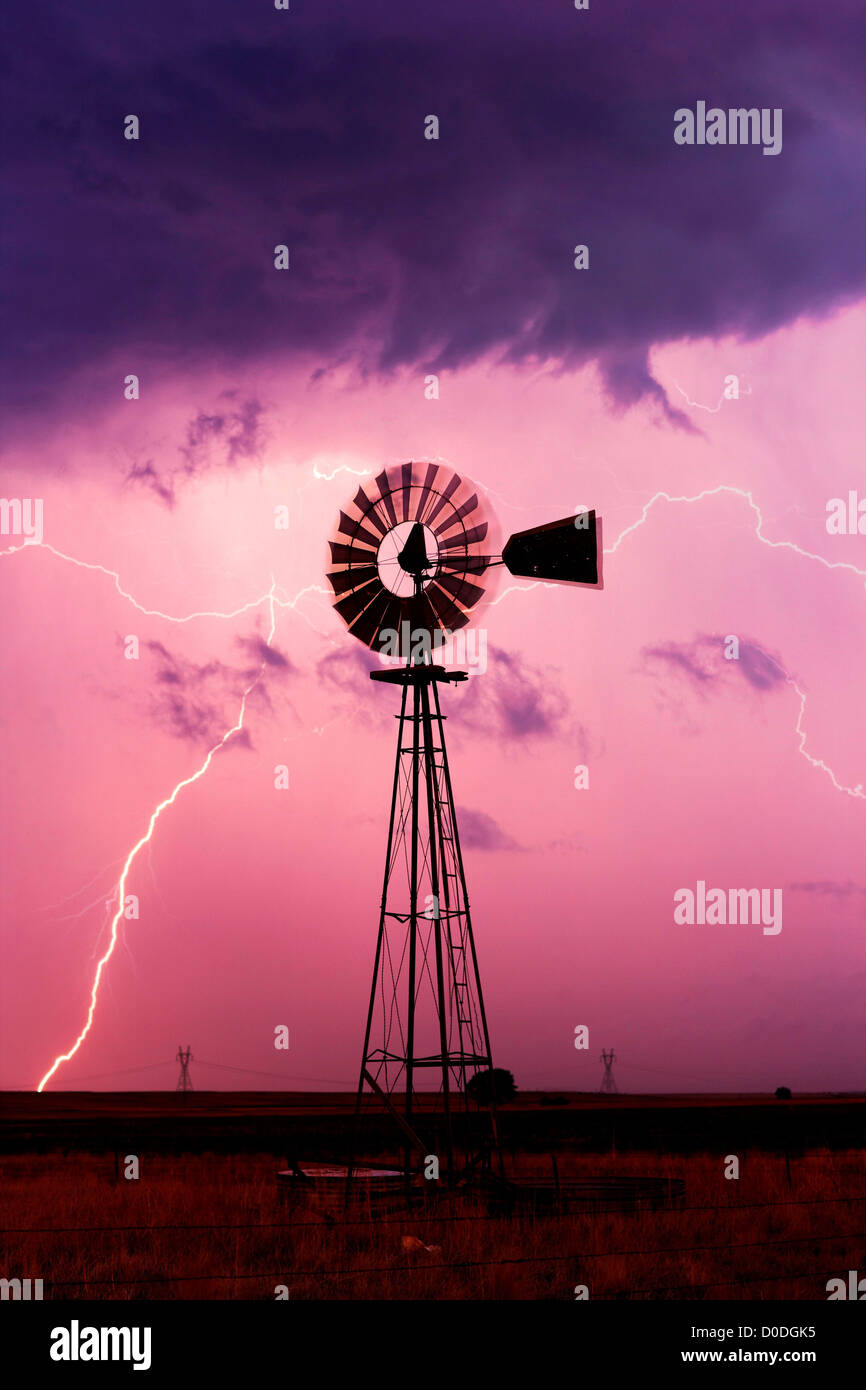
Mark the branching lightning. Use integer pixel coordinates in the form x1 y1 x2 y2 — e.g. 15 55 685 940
786 673 865 801
311 461 372 480
604 486 866 800
483 486 865 801
36 586 279 1091
2 540 331 625
6 473 862 1090
602 484 866 587
672 381 753 414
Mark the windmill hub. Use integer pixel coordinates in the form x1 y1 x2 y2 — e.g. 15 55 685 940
378 520 439 595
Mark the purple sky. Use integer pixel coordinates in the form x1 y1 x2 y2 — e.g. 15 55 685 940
1 1 865 1094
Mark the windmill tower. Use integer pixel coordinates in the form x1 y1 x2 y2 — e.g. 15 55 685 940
327 462 600 1184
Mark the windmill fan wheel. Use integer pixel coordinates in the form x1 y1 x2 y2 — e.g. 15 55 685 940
326 461 496 651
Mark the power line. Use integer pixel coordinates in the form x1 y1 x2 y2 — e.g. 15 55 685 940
8 1057 354 1089
196 1060 352 1086
23 1062 173 1085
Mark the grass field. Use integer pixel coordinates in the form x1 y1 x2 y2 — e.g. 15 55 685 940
2 1145 863 1300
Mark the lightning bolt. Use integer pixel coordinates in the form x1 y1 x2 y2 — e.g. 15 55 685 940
36 586 279 1091
485 487 865 801
672 380 753 414
786 672 865 801
605 487 866 799
13 474 864 1089
487 581 549 608
311 461 372 480
2 539 334 624
603 484 866 587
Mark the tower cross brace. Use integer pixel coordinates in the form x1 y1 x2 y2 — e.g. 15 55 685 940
350 593 500 1183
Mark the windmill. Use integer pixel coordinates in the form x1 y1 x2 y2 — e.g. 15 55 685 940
327 461 600 1186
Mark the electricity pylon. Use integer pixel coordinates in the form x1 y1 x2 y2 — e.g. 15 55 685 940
599 1048 618 1094
176 1045 193 1093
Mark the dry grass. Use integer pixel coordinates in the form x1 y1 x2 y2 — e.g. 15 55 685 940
1 1148 863 1300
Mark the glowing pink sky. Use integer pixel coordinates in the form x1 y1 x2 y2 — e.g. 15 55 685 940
2 304 864 1093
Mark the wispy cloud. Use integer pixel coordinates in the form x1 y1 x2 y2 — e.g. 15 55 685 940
457 807 520 852
126 395 267 506
454 647 570 741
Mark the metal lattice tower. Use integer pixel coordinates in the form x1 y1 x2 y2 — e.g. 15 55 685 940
353 631 498 1181
326 461 601 1185
176 1045 193 1093
599 1048 618 1094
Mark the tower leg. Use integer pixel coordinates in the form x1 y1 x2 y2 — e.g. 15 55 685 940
351 660 500 1188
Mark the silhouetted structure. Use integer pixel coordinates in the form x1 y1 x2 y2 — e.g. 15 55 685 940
176 1045 193 1093
600 1049 618 1094
327 462 600 1184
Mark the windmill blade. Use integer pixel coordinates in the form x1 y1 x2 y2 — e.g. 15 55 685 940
353 485 389 535
433 493 479 537
502 513 598 583
329 540 377 567
433 568 487 608
327 564 378 596
439 522 488 550
333 577 383 626
337 510 382 550
414 462 441 525
374 469 399 526
426 590 471 631
351 590 402 648
424 580 470 631
399 461 414 521
422 472 461 529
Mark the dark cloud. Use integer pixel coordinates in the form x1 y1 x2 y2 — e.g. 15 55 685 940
126 395 267 506
453 647 570 740
4 2 865 430
643 641 714 691
457 807 520 852
598 348 697 432
791 881 866 897
641 634 788 697
179 396 266 473
144 630 291 743
315 642 574 746
316 645 380 692
147 642 233 744
738 642 787 690
125 459 175 508
237 634 293 671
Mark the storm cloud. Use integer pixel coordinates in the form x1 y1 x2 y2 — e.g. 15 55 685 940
3 1 865 428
